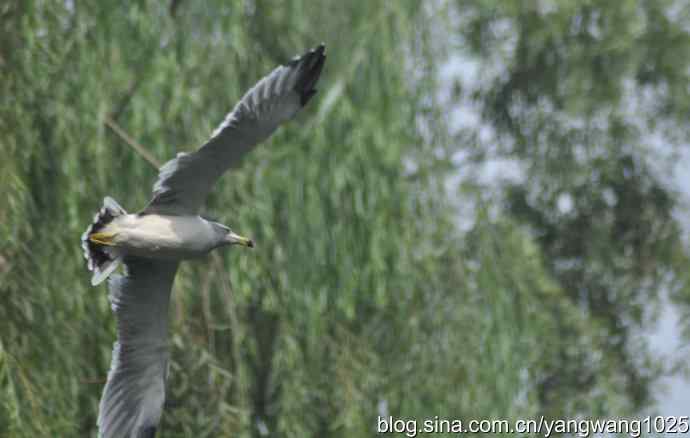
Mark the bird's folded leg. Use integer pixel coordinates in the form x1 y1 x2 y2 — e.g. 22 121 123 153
89 231 118 246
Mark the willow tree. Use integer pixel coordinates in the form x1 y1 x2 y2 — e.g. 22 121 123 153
3 1 688 437
1 1 462 436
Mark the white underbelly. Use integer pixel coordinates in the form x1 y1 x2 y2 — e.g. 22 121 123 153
112 214 215 260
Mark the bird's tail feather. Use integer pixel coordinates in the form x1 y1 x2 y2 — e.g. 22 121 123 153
81 196 126 286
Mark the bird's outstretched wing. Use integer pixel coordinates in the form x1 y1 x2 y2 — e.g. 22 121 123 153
143 44 326 215
98 258 179 438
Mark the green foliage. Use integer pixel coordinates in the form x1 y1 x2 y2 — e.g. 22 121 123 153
1 0 689 437
454 0 690 415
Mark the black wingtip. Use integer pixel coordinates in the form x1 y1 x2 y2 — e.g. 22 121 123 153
137 426 157 438
300 89 318 106
295 44 326 106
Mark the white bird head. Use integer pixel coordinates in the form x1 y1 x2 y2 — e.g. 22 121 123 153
211 222 254 248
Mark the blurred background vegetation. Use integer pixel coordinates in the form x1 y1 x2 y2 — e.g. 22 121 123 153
2 0 690 436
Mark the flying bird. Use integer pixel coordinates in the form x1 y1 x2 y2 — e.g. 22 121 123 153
81 44 326 438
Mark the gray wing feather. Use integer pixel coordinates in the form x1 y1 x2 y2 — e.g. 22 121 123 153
143 44 325 215
98 258 179 438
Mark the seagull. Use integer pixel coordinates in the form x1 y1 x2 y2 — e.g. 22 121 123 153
81 44 326 438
